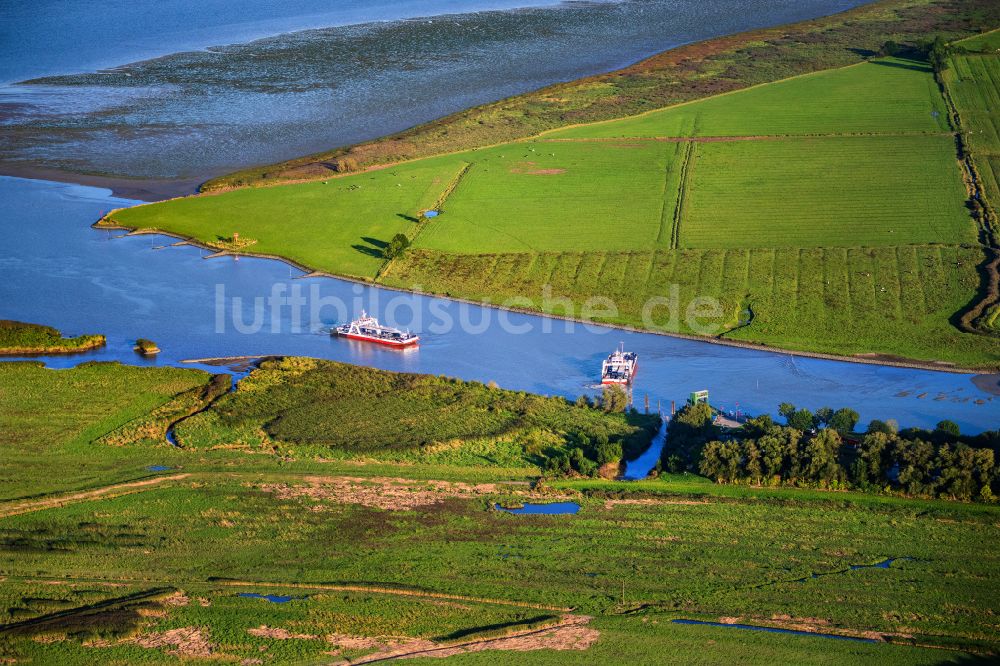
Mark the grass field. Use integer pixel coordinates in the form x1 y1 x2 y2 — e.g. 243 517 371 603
958 28 1000 52
414 141 681 253
1 361 998 663
547 59 950 139
0 361 213 500
945 46 1000 228
679 135 973 248
109 157 469 279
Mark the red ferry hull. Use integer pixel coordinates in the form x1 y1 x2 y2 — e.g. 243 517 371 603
338 332 419 347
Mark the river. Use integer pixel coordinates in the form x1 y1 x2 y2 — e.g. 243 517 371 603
2 176 995 433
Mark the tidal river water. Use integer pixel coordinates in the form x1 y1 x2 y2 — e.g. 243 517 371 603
1 176 996 433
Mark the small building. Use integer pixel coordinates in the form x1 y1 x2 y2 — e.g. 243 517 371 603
688 390 709 406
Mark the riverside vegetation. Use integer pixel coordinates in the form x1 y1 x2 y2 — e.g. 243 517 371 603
104 11 1000 368
662 401 999 502
0 360 999 663
0 320 104 355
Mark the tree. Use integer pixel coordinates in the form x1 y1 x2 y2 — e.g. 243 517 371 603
867 419 893 435
778 402 796 422
383 233 410 260
814 407 834 428
935 419 961 439
574 394 591 408
664 453 685 474
741 414 776 439
757 434 786 483
927 35 950 72
788 408 814 432
856 431 894 484
803 429 843 486
894 438 936 496
828 408 859 435
743 440 763 485
600 385 629 413
595 440 623 466
699 440 741 483
678 401 714 429
570 447 597 477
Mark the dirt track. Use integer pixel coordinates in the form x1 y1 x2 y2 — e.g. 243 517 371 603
0 474 189 519
343 615 596 664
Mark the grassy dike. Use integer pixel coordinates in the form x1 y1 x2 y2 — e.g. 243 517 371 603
0 360 998 663
0 320 104 356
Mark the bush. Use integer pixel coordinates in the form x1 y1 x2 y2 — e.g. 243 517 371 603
332 156 359 172
135 338 159 354
384 233 411 260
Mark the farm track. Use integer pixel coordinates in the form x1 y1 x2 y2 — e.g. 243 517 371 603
0 474 190 519
540 131 955 144
342 615 591 664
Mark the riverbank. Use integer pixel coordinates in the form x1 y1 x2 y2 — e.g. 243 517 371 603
95 219 999 375
0 165 203 202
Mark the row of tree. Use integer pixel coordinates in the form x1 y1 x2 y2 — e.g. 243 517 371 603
662 402 999 502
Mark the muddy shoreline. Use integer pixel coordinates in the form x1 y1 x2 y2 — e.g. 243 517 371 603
0 164 203 202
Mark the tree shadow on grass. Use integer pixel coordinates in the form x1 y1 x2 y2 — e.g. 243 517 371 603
847 47 878 58
352 236 388 258
867 57 932 72
397 213 419 223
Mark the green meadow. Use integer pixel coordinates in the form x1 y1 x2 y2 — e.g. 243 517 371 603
415 141 681 253
110 158 468 279
547 59 950 139
106 52 999 367
173 356 657 467
2 361 999 663
680 135 972 248
0 361 212 500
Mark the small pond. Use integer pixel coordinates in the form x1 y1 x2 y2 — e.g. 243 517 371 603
494 502 580 515
237 593 307 603
147 465 173 471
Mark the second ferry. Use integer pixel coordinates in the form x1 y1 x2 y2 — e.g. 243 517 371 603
334 311 419 347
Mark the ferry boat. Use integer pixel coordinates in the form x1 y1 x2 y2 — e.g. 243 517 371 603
601 343 638 385
334 311 419 347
